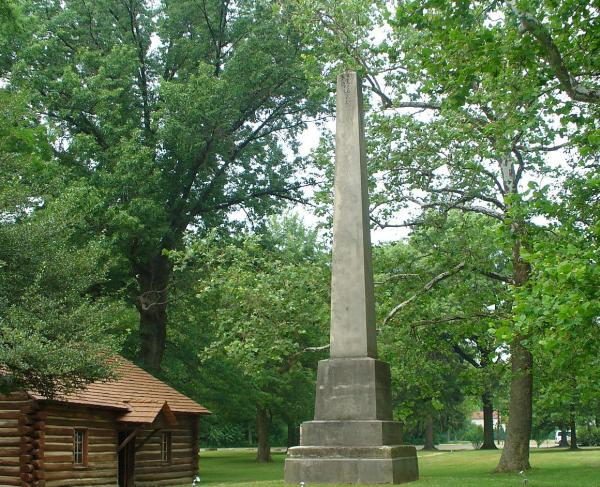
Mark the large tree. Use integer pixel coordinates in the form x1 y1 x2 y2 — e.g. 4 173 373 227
7 0 324 372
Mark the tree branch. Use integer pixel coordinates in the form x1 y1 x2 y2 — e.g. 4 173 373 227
510 3 600 103
383 261 466 326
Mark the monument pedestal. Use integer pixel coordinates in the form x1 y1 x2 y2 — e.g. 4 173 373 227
285 445 418 484
284 359 418 484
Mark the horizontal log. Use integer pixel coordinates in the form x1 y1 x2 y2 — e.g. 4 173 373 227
45 468 116 481
0 447 21 456
45 427 114 438
0 411 21 420
44 443 116 454
44 418 114 429
0 465 20 476
0 458 20 467
44 461 117 472
135 469 195 481
42 408 113 421
0 438 21 447
135 462 195 476
0 474 21 486
44 452 116 464
45 479 115 487
0 401 33 409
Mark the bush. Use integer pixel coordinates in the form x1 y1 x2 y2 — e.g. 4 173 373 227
461 424 484 449
205 424 245 448
578 427 600 446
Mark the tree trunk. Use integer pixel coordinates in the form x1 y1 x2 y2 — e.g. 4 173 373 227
287 422 299 448
558 424 569 447
248 423 253 446
481 391 497 450
137 254 172 373
423 414 437 451
569 412 578 450
495 336 533 472
496 239 533 472
256 407 272 463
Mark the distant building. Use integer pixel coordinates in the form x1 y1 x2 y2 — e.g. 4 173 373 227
470 411 501 429
0 357 210 487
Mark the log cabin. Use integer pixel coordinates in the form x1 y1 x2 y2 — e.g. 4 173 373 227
0 357 210 487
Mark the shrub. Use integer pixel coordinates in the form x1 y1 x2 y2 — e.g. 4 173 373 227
577 427 600 446
462 424 484 449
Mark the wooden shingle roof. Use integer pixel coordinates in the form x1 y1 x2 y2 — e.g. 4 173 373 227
30 357 210 418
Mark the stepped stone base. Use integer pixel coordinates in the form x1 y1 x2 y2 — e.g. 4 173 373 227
284 358 419 484
284 445 419 484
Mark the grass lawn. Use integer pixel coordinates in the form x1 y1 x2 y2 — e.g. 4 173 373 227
195 448 600 487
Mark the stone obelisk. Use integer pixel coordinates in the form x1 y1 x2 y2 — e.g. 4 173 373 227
284 72 419 484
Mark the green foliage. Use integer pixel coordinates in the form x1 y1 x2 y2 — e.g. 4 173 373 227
163 215 329 440
462 424 484 449
577 427 600 447
0 90 129 397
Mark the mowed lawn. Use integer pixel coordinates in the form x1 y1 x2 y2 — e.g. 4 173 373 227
195 448 600 487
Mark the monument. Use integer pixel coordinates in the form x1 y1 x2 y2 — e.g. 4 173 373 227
284 72 419 484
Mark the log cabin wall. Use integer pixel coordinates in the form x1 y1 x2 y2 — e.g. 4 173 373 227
134 414 199 487
0 392 39 487
41 403 118 487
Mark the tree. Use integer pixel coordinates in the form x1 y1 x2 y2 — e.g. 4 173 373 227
374 212 508 449
170 215 330 461
0 87 127 397
7 0 325 372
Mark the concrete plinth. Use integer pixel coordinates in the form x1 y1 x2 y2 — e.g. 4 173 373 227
315 358 393 421
285 445 419 484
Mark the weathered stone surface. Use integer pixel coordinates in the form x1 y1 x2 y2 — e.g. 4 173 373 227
314 358 393 421
330 71 377 360
285 446 419 484
300 420 403 447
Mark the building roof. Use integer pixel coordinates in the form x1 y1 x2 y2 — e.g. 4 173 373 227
30 357 210 421
470 411 499 420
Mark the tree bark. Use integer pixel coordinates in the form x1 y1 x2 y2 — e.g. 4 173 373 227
569 412 578 450
136 253 172 373
558 424 569 447
287 422 299 448
496 238 533 472
495 336 533 471
256 407 272 463
481 391 497 450
423 414 437 451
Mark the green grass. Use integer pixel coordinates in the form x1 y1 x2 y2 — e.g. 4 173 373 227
195 448 600 487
